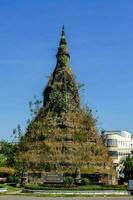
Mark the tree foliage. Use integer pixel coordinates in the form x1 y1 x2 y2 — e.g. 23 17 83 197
0 154 7 167
0 141 16 167
120 154 133 181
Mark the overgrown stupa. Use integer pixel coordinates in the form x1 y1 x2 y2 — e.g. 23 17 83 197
19 27 115 180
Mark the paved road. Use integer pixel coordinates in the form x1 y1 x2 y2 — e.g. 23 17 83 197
0 197 132 200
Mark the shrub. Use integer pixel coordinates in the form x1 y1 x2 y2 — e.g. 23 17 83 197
64 176 74 185
8 175 20 184
82 178 90 185
0 167 15 175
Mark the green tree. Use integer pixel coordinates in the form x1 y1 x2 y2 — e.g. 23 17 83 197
0 154 7 166
120 154 133 181
0 141 16 167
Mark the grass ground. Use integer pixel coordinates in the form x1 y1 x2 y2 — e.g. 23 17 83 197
0 184 21 194
0 183 129 198
24 184 127 191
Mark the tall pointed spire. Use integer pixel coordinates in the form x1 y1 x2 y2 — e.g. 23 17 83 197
60 25 66 43
56 25 70 59
43 26 80 112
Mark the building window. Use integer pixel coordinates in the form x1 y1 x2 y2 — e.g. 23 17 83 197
107 139 117 147
108 151 118 157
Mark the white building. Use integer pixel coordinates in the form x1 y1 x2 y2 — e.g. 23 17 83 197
131 137 133 150
104 130 132 165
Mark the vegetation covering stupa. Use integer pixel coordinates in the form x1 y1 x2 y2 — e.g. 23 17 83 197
19 27 114 176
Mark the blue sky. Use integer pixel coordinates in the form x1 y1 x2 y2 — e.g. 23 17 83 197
0 0 133 140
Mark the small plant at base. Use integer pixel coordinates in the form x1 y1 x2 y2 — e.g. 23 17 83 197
81 178 90 185
64 176 74 185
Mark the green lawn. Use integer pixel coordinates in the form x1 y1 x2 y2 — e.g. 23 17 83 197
0 183 129 197
0 183 128 195
24 184 127 191
0 184 21 193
